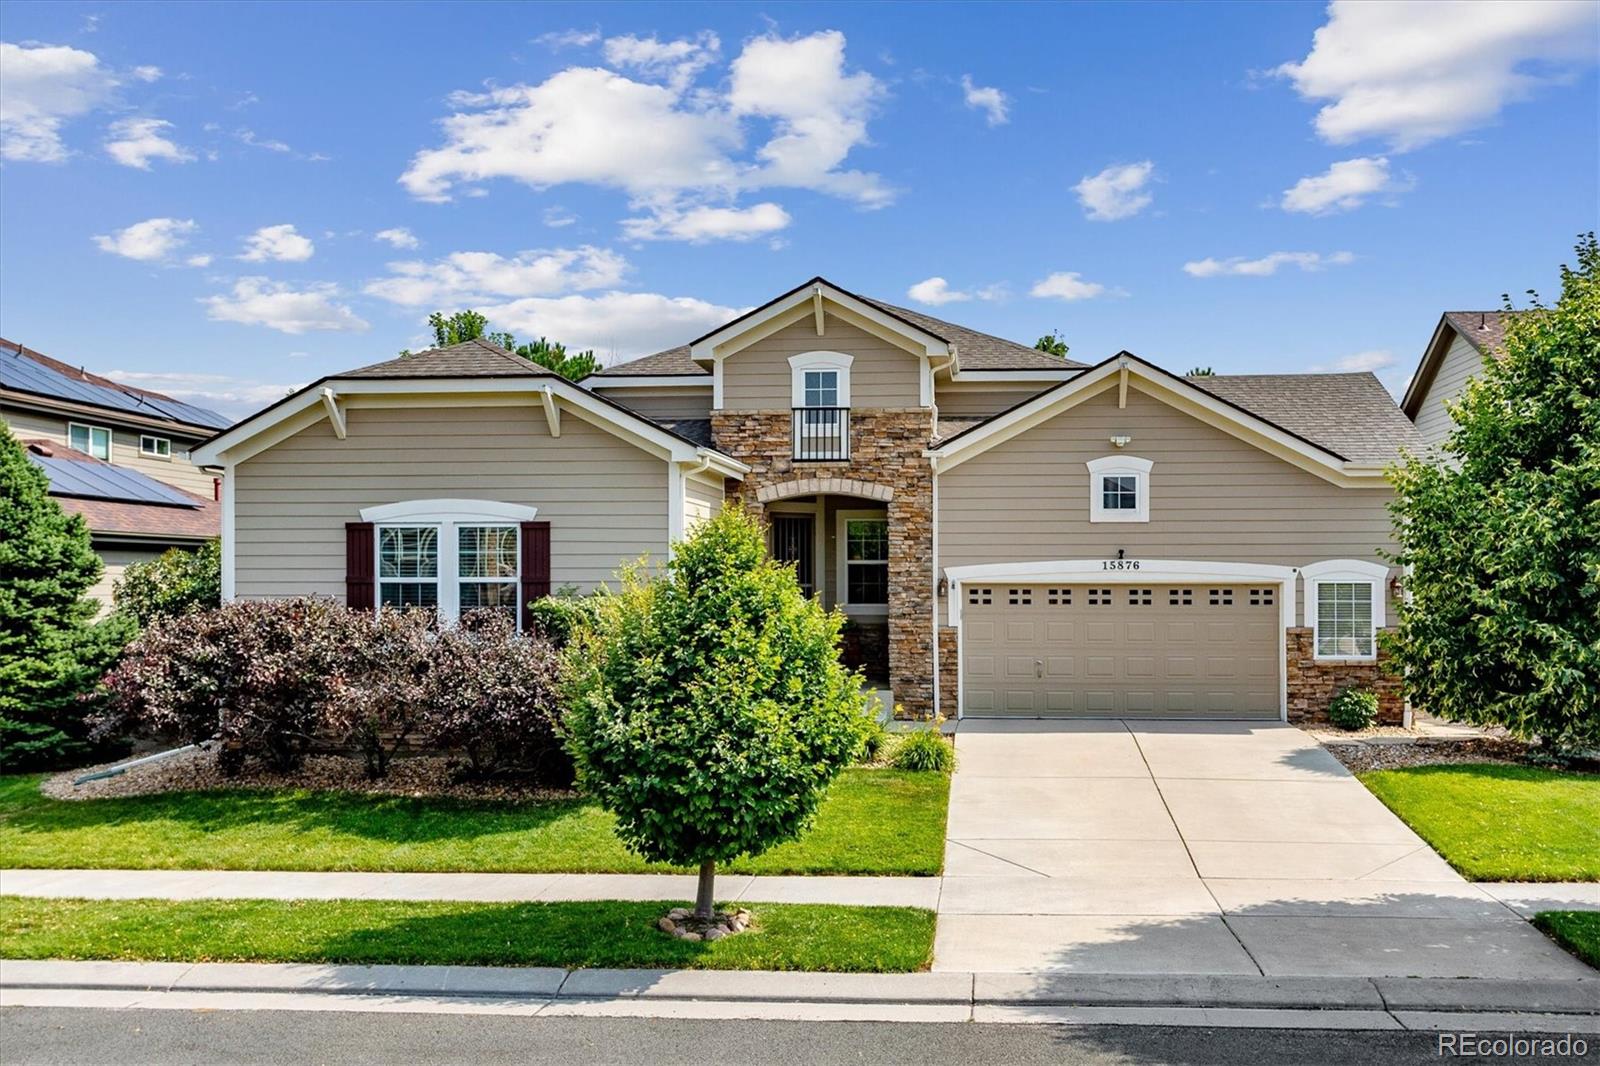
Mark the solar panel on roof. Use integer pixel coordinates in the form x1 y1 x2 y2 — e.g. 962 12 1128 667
0 350 232 430
28 453 201 508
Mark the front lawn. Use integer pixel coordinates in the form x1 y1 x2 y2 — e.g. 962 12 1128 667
1533 911 1600 970
0 768 947 876
0 896 934 972
1357 764 1600 881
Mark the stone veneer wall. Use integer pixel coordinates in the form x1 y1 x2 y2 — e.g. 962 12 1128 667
936 625 960 719
1285 627 1403 725
710 408 936 718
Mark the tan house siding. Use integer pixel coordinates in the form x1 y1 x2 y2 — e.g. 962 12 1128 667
936 383 1397 626
233 405 668 599
934 384 1054 418
721 314 923 410
592 386 713 422
1413 333 1485 447
684 472 723 527
2 405 216 497
85 545 165 614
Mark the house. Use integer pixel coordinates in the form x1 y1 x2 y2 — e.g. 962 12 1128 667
1 338 230 607
1401 311 1512 447
194 278 1424 725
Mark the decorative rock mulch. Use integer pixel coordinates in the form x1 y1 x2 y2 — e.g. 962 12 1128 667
657 907 753 942
40 748 575 804
1324 736 1534 774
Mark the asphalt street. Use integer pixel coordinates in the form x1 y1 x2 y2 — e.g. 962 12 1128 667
4 1008 1593 1065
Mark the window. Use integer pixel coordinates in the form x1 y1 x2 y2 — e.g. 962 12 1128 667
966 586 993 606
140 435 172 459
361 500 540 627
1302 559 1389 662
1007 587 1032 606
788 351 853 408
803 370 839 407
1085 455 1153 523
1128 588 1153 606
68 422 111 461
836 511 888 613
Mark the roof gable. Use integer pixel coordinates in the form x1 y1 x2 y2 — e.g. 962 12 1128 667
1401 311 1515 418
345 338 553 379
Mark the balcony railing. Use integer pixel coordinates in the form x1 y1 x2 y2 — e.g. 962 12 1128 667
792 406 850 461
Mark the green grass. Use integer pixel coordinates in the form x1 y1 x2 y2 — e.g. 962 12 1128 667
0 896 934 972
1533 911 1600 970
0 768 948 876
1357 764 1600 881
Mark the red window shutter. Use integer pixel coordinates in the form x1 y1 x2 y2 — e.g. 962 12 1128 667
521 520 552 630
346 522 375 611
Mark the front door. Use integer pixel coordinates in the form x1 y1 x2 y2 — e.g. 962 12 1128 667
769 514 816 596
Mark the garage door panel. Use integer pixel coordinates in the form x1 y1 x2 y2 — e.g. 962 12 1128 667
962 580 1281 719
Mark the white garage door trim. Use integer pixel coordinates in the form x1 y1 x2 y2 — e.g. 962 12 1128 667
944 559 1296 721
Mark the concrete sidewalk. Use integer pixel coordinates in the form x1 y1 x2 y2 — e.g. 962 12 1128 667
0 869 941 908
3 960 1595 1031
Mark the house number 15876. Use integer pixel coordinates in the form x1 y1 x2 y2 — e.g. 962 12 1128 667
1102 559 1141 570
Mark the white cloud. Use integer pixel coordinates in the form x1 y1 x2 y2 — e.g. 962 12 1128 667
960 75 1009 126
1030 272 1111 301
93 217 197 261
1276 1 1597 150
1312 349 1396 373
131 65 163 83
622 202 790 243
240 223 315 262
1182 250 1355 278
603 31 720 91
484 291 741 361
374 227 420 249
0 42 117 162
1280 156 1402 214
363 246 629 307
401 29 888 214
236 127 292 152
104 117 194 169
1073 161 1155 221
201 278 369 334
543 206 578 228
186 253 213 268
102 369 299 418
535 29 600 50
907 277 971 306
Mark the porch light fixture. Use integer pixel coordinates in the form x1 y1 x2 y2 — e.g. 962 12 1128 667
1110 434 1132 448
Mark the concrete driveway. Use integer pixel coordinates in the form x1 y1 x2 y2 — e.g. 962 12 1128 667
934 719 1594 978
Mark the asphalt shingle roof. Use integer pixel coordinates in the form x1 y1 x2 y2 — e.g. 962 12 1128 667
345 338 557 379
1189 372 1426 464
1442 311 1513 359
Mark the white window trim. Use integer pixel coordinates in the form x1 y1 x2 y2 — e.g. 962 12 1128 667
789 351 853 408
835 508 889 617
68 421 112 461
1302 558 1388 662
1086 454 1153 523
359 500 539 627
139 434 172 459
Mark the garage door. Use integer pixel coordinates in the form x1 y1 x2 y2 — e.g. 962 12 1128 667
960 583 1280 718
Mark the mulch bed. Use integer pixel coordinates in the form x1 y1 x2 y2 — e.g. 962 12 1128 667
1322 736 1535 774
39 748 576 804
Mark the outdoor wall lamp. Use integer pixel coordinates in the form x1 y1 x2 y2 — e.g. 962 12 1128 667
1110 434 1132 448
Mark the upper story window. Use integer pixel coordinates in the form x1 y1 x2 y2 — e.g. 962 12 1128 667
803 370 840 407
790 352 853 461
361 499 539 628
140 434 172 459
68 422 111 461
1301 559 1389 662
1086 455 1153 523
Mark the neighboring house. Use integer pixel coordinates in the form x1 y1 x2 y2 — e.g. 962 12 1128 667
1401 311 1512 448
195 278 1423 725
1 338 230 607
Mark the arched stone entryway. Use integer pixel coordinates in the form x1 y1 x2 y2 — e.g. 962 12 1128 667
756 477 894 505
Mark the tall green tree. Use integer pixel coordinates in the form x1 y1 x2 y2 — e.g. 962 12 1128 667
0 427 132 767
1387 234 1600 752
564 508 870 922
1034 330 1070 359
404 310 600 381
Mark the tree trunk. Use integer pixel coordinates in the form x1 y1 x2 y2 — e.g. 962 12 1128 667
694 859 716 921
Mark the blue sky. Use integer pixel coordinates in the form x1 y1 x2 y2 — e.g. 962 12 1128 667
2 1 1595 419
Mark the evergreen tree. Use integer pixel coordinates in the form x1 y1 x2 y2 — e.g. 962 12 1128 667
0 426 133 767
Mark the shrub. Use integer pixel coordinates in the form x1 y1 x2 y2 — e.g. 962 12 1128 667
0 427 133 769
564 507 870 920
857 715 889 764
420 609 568 783
328 608 435 778
526 587 608 648
892 728 954 772
101 598 365 774
112 540 221 626
1328 686 1379 732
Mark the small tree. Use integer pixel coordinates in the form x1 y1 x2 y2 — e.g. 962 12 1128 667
113 540 222 626
1387 234 1600 752
1034 330 1070 359
564 508 870 921
0 427 132 767
401 310 599 381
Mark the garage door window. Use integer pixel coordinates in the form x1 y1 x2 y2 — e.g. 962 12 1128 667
1316 582 1374 658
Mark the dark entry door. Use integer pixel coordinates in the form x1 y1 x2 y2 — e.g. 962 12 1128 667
769 514 815 596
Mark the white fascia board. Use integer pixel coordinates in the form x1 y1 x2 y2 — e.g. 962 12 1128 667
944 369 1080 384
219 462 235 601
688 448 749 479
690 283 951 362
585 375 712 390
